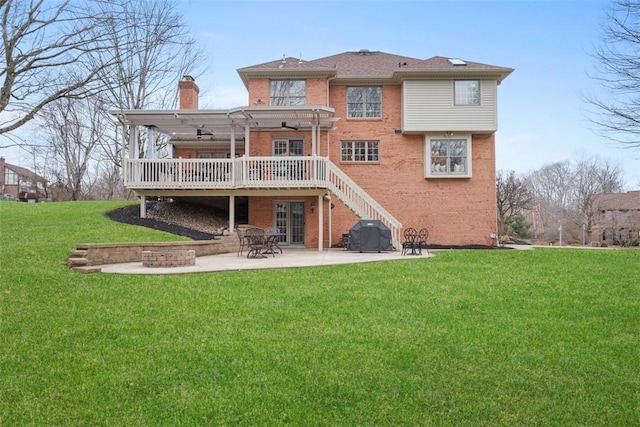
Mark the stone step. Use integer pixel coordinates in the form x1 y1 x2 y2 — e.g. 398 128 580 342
68 257 90 267
72 266 102 274
69 249 89 258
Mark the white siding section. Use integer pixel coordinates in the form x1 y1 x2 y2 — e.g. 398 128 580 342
402 80 498 132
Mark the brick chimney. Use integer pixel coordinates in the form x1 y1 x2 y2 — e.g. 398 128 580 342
178 75 199 109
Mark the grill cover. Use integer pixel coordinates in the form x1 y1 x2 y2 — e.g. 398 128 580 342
348 220 393 252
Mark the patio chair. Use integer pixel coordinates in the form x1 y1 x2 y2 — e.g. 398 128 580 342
236 228 248 257
264 226 283 256
401 227 418 255
417 228 429 255
245 227 267 259
341 233 350 250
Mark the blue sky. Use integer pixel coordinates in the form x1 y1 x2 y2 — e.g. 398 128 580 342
183 0 639 189
2 0 638 190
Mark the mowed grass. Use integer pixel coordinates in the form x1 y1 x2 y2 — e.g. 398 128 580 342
0 201 639 426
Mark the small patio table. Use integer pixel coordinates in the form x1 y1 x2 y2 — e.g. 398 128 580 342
263 226 283 256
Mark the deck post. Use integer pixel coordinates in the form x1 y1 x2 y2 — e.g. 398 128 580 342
140 195 147 218
317 194 323 252
229 195 235 231
230 124 236 184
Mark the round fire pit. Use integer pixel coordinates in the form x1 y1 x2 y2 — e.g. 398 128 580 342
142 249 196 268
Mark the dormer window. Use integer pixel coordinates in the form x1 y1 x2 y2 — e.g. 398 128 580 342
270 80 306 106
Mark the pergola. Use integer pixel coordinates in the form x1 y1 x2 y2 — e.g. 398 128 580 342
110 105 338 158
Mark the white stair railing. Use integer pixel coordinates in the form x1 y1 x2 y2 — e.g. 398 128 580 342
325 160 402 249
124 157 403 248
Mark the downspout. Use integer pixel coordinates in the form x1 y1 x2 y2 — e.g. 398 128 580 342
323 76 338 250
325 75 337 159
317 194 323 252
324 193 332 248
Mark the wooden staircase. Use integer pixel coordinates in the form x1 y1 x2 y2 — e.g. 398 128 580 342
325 161 402 248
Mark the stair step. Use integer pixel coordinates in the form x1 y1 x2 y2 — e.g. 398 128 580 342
72 266 102 274
69 249 89 258
68 257 90 267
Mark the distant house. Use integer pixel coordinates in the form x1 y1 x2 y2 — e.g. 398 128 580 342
0 157 47 200
590 191 640 245
110 50 513 249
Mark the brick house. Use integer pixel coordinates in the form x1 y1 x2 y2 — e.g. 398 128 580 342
0 157 47 200
110 50 513 250
590 191 640 245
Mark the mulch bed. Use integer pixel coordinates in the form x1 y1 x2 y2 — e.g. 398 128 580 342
106 205 215 241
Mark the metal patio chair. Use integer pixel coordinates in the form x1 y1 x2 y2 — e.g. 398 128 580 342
401 227 418 255
417 228 429 255
236 228 248 257
245 227 267 259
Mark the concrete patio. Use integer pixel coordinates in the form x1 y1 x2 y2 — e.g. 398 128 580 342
97 248 431 275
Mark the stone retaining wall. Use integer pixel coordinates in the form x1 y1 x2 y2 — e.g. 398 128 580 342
142 249 196 267
69 233 239 268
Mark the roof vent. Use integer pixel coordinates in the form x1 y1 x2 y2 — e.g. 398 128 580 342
358 49 371 55
448 58 466 66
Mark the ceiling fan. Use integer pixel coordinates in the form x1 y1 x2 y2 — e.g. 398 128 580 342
197 128 213 139
281 122 298 131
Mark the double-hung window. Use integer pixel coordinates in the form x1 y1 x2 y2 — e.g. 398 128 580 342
273 139 304 156
347 87 382 118
426 137 471 178
454 80 480 106
341 141 379 162
270 80 306 106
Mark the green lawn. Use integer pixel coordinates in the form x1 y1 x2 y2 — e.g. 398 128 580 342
1 201 639 426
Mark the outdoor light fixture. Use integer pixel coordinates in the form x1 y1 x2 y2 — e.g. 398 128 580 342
444 131 454 137
394 128 402 134
310 201 316 212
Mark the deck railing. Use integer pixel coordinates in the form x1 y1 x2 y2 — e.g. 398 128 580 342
124 156 327 189
124 156 401 247
124 158 234 189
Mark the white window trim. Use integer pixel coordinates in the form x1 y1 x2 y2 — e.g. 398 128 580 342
273 138 304 156
346 86 382 119
340 140 380 163
270 80 306 106
424 134 472 178
453 80 480 106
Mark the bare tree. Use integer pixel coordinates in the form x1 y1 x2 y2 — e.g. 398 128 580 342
573 156 625 238
94 0 202 168
496 169 533 236
586 0 640 148
39 97 106 200
528 158 625 243
29 0 202 200
527 161 573 216
0 0 122 142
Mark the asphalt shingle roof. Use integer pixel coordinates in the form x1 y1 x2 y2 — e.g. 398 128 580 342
237 50 513 85
3 162 47 183
592 191 640 211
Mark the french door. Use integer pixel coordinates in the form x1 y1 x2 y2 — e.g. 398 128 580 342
274 201 305 246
